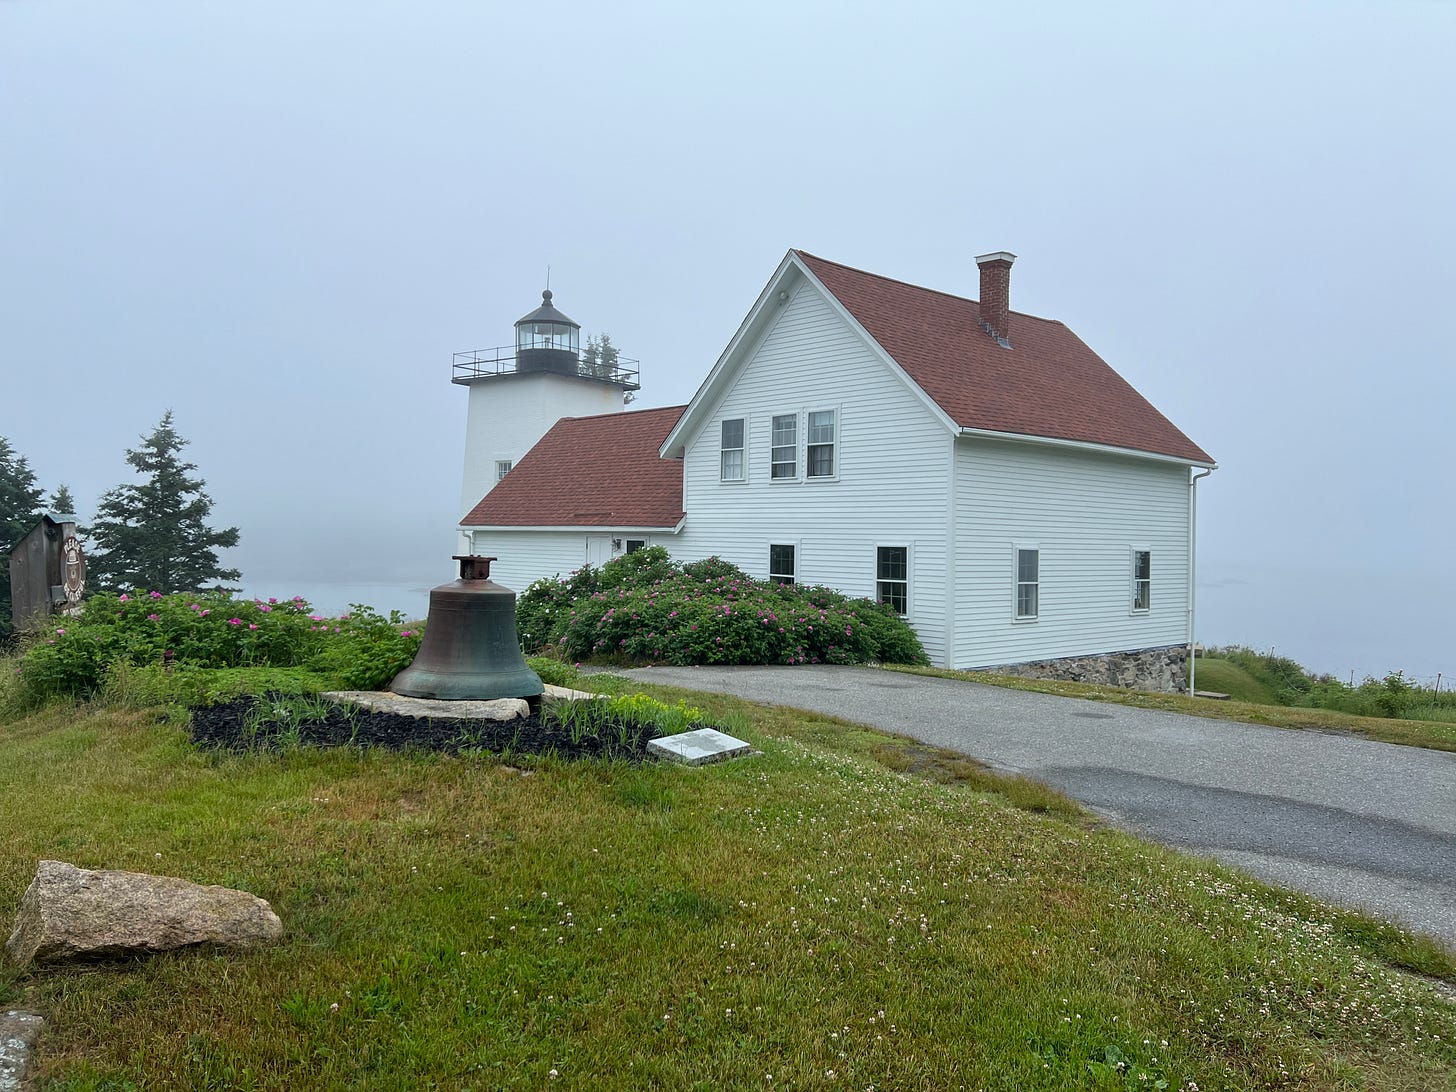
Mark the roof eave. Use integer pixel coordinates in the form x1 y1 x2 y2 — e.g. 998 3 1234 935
957 426 1216 469
460 518 687 534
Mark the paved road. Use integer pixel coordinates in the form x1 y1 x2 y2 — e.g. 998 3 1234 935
617 664 1456 949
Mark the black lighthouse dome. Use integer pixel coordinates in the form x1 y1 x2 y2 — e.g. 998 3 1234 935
514 289 581 376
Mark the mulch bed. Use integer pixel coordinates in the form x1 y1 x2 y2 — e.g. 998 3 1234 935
187 692 660 762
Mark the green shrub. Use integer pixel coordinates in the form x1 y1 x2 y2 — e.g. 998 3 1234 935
679 556 751 584
526 656 581 689
15 591 324 703
516 562 604 654
518 553 927 668
597 545 676 590
312 604 425 691
12 591 423 705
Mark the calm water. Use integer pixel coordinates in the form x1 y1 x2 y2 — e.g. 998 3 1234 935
243 566 1452 689
1199 561 1452 687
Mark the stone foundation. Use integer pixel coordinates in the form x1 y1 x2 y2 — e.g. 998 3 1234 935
978 644 1188 693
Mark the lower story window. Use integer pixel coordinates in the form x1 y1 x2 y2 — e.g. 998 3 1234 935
625 538 647 554
1132 549 1151 611
876 546 908 613
769 543 796 585
1015 547 1039 619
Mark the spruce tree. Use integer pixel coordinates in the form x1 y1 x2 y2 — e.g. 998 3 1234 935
49 483 77 515
88 412 241 593
0 437 46 639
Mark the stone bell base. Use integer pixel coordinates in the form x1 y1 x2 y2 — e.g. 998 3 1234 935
324 684 597 722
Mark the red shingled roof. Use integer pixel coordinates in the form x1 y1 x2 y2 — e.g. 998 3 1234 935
461 405 687 528
795 251 1212 464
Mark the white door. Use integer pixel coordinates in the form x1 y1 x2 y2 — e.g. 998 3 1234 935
585 536 613 567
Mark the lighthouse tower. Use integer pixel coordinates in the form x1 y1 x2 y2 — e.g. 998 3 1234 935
454 289 640 518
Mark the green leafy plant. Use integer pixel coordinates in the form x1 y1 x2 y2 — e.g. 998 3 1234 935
518 551 927 668
312 604 424 691
13 591 325 704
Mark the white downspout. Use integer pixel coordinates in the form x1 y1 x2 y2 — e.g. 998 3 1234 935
1188 466 1214 693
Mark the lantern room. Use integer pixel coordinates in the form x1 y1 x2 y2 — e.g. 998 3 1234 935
514 289 580 375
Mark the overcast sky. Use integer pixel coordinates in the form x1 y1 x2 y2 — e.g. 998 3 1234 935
3 1 1451 680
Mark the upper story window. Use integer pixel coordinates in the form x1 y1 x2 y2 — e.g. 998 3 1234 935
771 414 798 479
720 418 745 481
1015 547 1039 619
495 460 512 483
1131 549 1151 612
807 409 836 477
876 546 908 614
769 543 796 585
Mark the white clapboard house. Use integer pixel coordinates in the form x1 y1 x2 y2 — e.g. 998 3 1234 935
457 251 1215 675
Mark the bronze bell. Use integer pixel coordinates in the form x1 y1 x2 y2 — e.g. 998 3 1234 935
389 556 544 701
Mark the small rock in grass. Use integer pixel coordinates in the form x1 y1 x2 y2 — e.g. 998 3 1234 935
0 1009 44 1091
5 861 282 968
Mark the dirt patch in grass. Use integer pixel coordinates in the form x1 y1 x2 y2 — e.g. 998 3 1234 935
187 693 662 762
869 738 1086 820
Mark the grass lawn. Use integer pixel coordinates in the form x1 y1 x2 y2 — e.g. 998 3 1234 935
891 666 1456 754
1188 658 1281 705
2 681 1454 1090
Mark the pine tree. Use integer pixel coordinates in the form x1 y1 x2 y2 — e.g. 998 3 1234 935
581 333 621 379
88 412 241 593
49 483 77 515
0 436 46 639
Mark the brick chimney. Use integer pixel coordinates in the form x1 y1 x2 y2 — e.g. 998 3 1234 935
975 251 1017 348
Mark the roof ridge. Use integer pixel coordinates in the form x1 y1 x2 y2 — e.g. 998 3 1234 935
555 403 689 426
794 249 1064 326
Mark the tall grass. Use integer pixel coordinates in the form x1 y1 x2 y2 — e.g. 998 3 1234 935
1211 646 1456 721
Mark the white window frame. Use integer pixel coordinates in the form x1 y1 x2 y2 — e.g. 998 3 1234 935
805 407 838 480
625 538 648 554
875 545 910 615
1130 546 1151 614
720 418 746 482
770 412 798 480
495 459 513 483
768 542 796 585
1013 543 1040 621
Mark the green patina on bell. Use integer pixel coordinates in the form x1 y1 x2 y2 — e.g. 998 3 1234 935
389 556 544 701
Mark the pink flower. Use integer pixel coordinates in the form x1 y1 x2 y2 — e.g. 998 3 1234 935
119 594 131 602
149 590 162 599
200 609 210 617
147 613 159 621
248 623 259 631
259 604 272 613
268 597 278 604
227 618 242 626
55 627 65 636
309 614 323 622
401 630 414 638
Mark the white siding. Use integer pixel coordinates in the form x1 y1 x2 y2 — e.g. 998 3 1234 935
466 529 672 597
673 282 955 664
953 436 1191 668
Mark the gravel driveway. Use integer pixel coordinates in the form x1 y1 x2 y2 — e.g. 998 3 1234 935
617 664 1456 949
